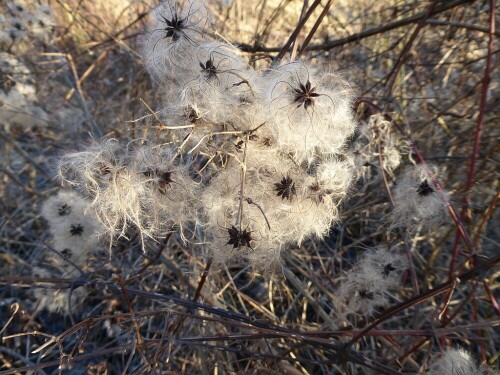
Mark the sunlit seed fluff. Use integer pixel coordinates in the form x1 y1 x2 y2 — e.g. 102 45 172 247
203 145 353 269
55 3 358 272
143 0 209 82
245 239 284 274
129 143 201 242
178 42 254 125
264 61 356 161
391 164 449 229
58 138 122 192
428 348 496 375
58 139 153 244
194 42 250 89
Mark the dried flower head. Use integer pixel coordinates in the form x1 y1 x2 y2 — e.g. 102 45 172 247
293 79 320 110
274 176 296 201
265 62 356 161
391 164 449 230
41 190 101 267
144 0 209 81
227 225 253 249
334 247 407 319
416 179 434 196
351 115 408 184
55 4 358 272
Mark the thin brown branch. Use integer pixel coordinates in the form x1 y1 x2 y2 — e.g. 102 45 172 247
275 0 322 62
237 0 475 53
297 0 334 57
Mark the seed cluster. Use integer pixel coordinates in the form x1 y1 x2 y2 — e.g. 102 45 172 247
57 0 358 270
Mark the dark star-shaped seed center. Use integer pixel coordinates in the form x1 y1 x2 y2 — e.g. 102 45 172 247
293 80 320 110
227 225 253 249
417 180 434 196
70 224 84 236
275 176 296 201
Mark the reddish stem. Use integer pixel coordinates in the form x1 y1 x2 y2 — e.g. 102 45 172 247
473 189 500 247
448 0 496 279
483 280 500 316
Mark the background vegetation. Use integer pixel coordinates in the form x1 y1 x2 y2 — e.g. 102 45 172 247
0 0 498 373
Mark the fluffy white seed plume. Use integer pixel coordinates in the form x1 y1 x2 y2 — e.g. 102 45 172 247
334 247 407 319
144 0 209 82
58 139 152 243
59 139 203 247
56 2 358 271
391 164 449 229
265 62 356 161
179 42 253 124
158 41 261 151
203 143 354 269
428 348 496 375
41 190 101 268
352 114 407 183
129 143 200 243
